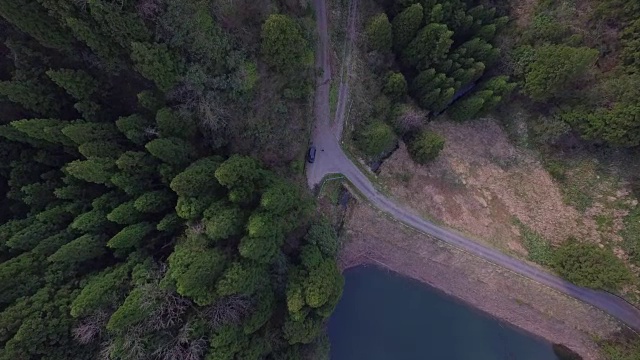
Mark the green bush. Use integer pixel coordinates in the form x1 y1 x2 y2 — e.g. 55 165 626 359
407 130 445 164
552 240 631 291
355 120 397 157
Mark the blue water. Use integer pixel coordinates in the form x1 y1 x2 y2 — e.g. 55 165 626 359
328 265 559 360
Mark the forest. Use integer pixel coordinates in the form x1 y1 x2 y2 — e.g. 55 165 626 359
0 1 341 359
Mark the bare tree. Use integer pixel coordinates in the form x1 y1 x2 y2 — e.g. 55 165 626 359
152 322 207 360
393 107 427 134
136 0 161 20
202 295 252 330
144 290 191 331
73 311 110 345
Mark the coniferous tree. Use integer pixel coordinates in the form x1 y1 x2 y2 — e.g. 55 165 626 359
392 3 424 51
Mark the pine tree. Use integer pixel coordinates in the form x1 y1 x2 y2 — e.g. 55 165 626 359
145 137 195 166
46 69 98 101
167 236 227 306
107 222 155 249
383 72 408 100
116 114 154 145
134 190 175 213
70 265 130 318
10 119 74 146
78 141 125 159
203 201 246 241
65 158 115 185
403 23 453 69
447 92 487 121
170 157 223 197
131 42 181 91
62 122 121 145
392 3 424 51
0 79 61 116
48 234 106 264
366 13 393 53
107 200 145 225
261 14 311 73
0 0 73 49
155 107 197 139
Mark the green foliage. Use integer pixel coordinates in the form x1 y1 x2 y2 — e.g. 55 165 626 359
0 79 61 116
130 42 181 91
10 118 74 146
157 212 183 233
407 130 445 164
366 13 393 52
107 288 150 332
215 155 264 203
0 0 72 49
520 45 598 101
392 4 424 51
78 141 124 159
0 3 343 358
261 14 311 73
65 158 115 185
107 222 155 249
553 240 632 291
168 236 227 305
203 201 246 241
170 157 222 197
70 266 129 317
145 137 195 166
155 107 197 139
283 315 323 345
355 120 397 157
238 235 280 264
305 222 339 257
116 114 153 146
70 209 110 233
515 220 553 266
176 196 213 220
62 122 120 145
48 234 106 264
217 261 268 296
107 200 144 225
403 23 453 69
447 93 486 121
383 72 408 100
46 69 97 100
134 190 174 213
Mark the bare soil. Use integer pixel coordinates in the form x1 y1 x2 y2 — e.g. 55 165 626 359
378 118 635 259
341 200 623 360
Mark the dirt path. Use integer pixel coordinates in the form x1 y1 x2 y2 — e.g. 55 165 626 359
306 0 640 332
332 0 358 139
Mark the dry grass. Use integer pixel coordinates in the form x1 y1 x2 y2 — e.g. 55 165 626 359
379 119 604 252
341 201 623 360
379 118 640 257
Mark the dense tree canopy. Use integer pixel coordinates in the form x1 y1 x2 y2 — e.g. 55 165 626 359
0 2 340 360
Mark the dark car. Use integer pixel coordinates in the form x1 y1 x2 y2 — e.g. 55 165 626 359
307 146 316 163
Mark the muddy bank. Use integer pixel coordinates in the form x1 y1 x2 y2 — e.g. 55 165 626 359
339 201 624 360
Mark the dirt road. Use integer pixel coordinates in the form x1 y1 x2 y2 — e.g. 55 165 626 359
306 0 640 331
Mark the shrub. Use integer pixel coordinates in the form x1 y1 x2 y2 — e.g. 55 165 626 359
355 120 397 157
407 130 445 164
552 240 631 291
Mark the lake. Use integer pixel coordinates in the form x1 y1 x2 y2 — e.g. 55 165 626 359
328 265 559 360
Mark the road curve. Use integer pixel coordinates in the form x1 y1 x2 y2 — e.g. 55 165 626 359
307 0 640 331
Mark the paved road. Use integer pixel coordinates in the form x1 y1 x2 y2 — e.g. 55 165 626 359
307 0 640 332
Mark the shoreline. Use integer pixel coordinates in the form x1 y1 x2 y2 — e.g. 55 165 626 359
339 201 624 360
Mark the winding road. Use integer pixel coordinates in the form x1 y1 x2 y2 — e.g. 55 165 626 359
306 0 640 332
